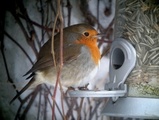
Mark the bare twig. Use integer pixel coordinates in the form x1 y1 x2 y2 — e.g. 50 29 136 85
16 0 41 49
1 33 23 103
77 98 84 120
66 0 72 26
58 1 66 119
44 89 48 120
65 97 77 119
4 31 34 65
49 0 57 17
14 87 40 119
18 13 53 32
51 0 60 119
80 0 96 26
44 85 64 118
13 91 35 119
52 96 64 120
14 102 23 120
89 100 101 120
11 13 39 57
97 0 100 29
37 86 42 120
80 0 104 31
51 0 65 119
104 18 114 36
39 0 45 44
101 45 110 58
20 86 41 120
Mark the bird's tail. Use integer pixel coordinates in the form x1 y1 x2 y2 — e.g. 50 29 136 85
10 78 36 104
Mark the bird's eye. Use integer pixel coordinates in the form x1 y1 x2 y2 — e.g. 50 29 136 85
83 32 89 36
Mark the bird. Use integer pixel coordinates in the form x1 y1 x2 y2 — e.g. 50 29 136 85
10 23 101 104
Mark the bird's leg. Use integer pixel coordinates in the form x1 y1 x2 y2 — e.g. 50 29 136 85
65 86 75 96
65 83 89 96
78 83 89 90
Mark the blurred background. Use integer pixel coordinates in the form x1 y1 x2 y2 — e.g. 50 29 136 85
0 0 115 119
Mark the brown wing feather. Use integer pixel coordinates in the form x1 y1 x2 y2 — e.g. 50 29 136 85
24 39 53 76
24 31 82 77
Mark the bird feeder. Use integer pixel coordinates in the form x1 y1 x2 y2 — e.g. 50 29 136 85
69 0 159 119
102 0 159 119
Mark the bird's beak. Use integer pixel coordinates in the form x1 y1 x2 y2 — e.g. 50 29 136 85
96 33 112 43
93 33 107 39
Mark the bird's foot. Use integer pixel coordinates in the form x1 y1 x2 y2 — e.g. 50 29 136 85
78 83 89 90
65 86 75 96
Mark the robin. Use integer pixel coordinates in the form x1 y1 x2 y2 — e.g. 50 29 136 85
10 23 101 103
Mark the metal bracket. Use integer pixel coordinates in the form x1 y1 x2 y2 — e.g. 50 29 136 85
68 84 127 98
101 97 159 119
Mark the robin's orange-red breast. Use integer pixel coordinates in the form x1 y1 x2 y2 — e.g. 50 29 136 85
10 23 101 103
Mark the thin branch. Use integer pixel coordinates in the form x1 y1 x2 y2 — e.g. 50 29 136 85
39 0 45 44
97 0 100 29
77 98 84 120
44 89 48 120
37 86 42 120
1 34 23 103
104 18 114 36
14 90 38 119
58 1 66 119
16 0 41 49
18 13 53 32
89 100 101 120
4 31 34 65
51 0 60 120
44 84 64 117
11 12 39 57
65 97 77 119
52 96 64 120
66 0 72 26
51 2 59 120
51 2 59 70
49 0 57 17
14 102 23 120
51 0 66 119
20 86 40 120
